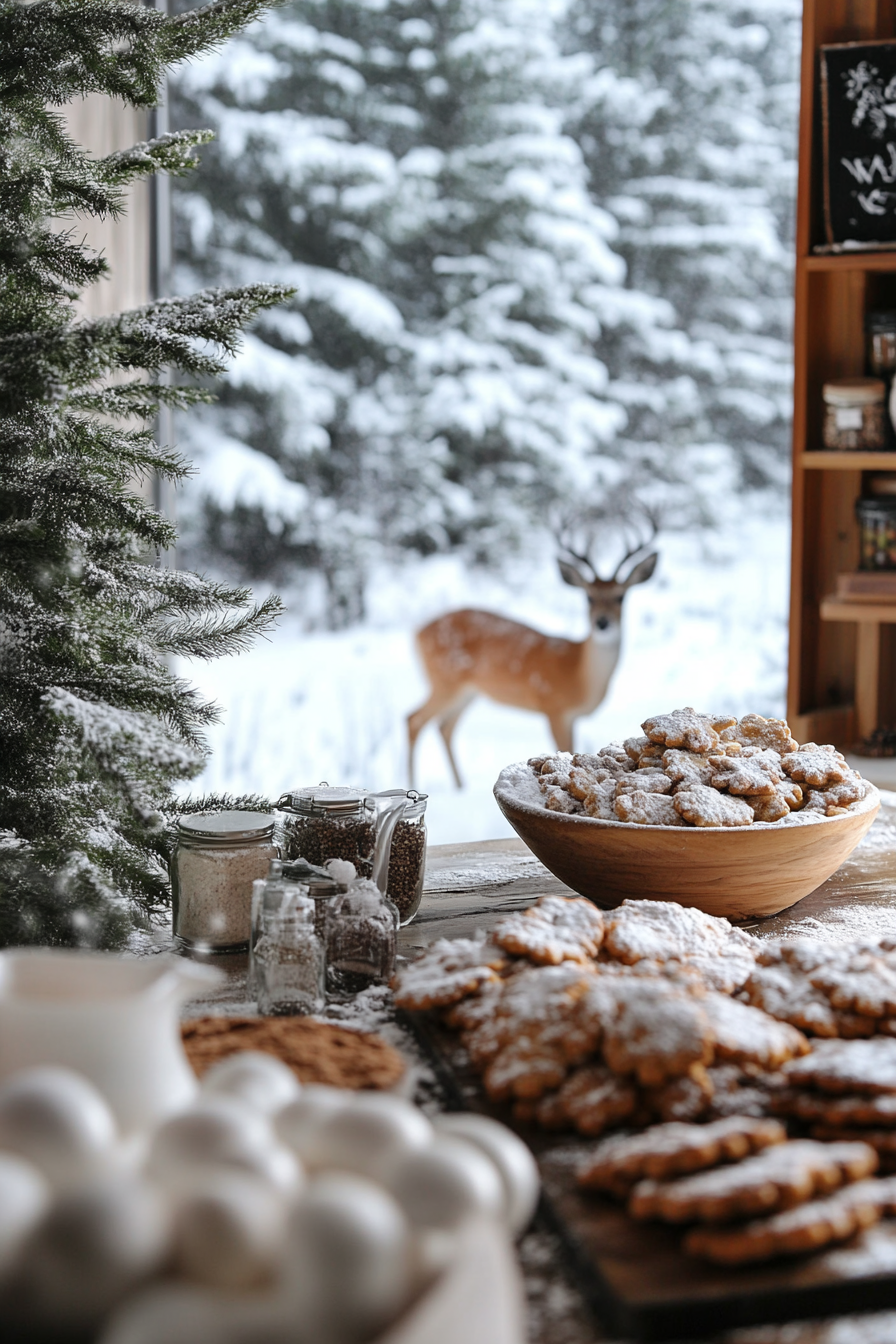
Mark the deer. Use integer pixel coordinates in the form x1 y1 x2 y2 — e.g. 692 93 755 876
407 526 659 788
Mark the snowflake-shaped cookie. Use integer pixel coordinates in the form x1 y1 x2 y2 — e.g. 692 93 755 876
614 791 684 825
391 937 506 1010
719 713 799 755
615 768 673 796
781 743 850 788
673 784 753 827
747 779 803 822
663 749 715 788
492 893 605 964
603 899 758 993
641 707 736 753
707 750 784 796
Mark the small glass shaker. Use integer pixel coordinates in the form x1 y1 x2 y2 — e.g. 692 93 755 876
250 860 325 1014
326 878 399 998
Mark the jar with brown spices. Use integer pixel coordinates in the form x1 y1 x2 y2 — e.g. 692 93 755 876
277 785 427 926
822 378 887 450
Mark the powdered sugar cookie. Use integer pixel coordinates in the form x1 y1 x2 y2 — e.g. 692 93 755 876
771 1091 896 1127
443 979 505 1031
615 768 673 796
703 1065 773 1120
642 707 736 753
572 751 634 778
538 1062 641 1136
629 1139 877 1224
624 735 651 761
719 713 799 756
462 962 594 1068
492 893 604 965
581 777 617 819
599 977 714 1086
802 771 869 816
578 1116 786 1196
781 744 850 789
704 993 810 1069
781 1038 896 1094
747 779 804 822
663 748 715 788
674 784 754 827
603 899 757 993
544 785 582 814
809 950 896 1019
638 744 667 767
708 750 784 796
614 791 684 826
809 1126 896 1168
684 1180 884 1265
645 1069 714 1123
566 764 604 799
391 937 506 1010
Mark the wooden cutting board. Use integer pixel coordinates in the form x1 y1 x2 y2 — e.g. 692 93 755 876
403 1011 896 1342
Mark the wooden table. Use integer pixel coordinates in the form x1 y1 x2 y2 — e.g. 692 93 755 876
185 796 896 1343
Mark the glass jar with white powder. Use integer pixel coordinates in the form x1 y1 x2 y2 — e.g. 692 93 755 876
172 811 277 952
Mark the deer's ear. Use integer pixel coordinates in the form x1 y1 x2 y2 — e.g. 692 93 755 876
623 552 658 587
558 559 590 588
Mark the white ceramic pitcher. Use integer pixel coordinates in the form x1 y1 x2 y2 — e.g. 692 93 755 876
0 950 221 1131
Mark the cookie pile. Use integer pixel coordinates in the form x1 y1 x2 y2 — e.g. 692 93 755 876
392 894 808 1133
524 709 871 827
578 1118 893 1265
769 1039 896 1173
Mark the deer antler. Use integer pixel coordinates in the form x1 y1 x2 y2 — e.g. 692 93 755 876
553 517 599 582
611 507 660 583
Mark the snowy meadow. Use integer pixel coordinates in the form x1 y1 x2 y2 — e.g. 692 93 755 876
180 496 789 843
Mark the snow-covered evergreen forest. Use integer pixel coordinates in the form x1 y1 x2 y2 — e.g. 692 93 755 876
170 0 800 838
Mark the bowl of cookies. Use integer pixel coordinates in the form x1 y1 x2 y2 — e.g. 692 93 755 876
493 709 879 919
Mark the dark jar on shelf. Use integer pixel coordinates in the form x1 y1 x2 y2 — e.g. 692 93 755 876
866 310 896 379
822 378 887 450
857 480 896 569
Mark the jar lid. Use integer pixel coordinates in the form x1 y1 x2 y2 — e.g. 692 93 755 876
823 377 886 405
176 810 275 842
375 788 429 819
276 786 370 818
866 310 896 332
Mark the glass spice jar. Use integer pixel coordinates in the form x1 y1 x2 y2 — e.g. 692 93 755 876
171 811 277 952
857 479 896 569
867 310 896 380
326 879 398 998
375 789 428 925
822 378 887 450
250 860 325 1015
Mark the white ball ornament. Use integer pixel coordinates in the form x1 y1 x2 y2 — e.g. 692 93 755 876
0 1153 49 1271
0 1066 117 1186
273 1085 349 1163
433 1113 539 1235
200 1052 300 1115
146 1097 301 1193
386 1135 504 1232
295 1091 432 1179
285 1173 412 1344
171 1171 287 1290
98 1283 288 1344
14 1174 170 1324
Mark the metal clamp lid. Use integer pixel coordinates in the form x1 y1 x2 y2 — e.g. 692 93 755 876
176 810 275 843
275 785 371 818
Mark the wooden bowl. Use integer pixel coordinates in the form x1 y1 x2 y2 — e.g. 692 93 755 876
494 765 880 920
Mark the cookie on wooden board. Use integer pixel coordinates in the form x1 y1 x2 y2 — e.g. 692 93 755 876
781 1038 896 1094
577 1116 786 1196
492 893 605 965
684 1179 887 1265
628 1139 877 1224
603 898 757 993
391 936 506 1010
182 1016 406 1090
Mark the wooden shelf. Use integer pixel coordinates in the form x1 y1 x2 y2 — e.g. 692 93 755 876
802 251 896 272
821 596 896 623
799 452 896 470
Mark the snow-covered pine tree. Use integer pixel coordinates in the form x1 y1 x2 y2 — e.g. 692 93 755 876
564 0 800 495
173 0 667 620
0 0 289 947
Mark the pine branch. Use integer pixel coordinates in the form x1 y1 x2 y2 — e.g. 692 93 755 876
101 129 215 186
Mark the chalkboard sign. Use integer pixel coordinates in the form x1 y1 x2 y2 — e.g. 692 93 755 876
821 40 896 249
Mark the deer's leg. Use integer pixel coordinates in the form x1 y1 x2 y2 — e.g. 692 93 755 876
547 712 575 754
438 692 475 790
407 688 464 789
